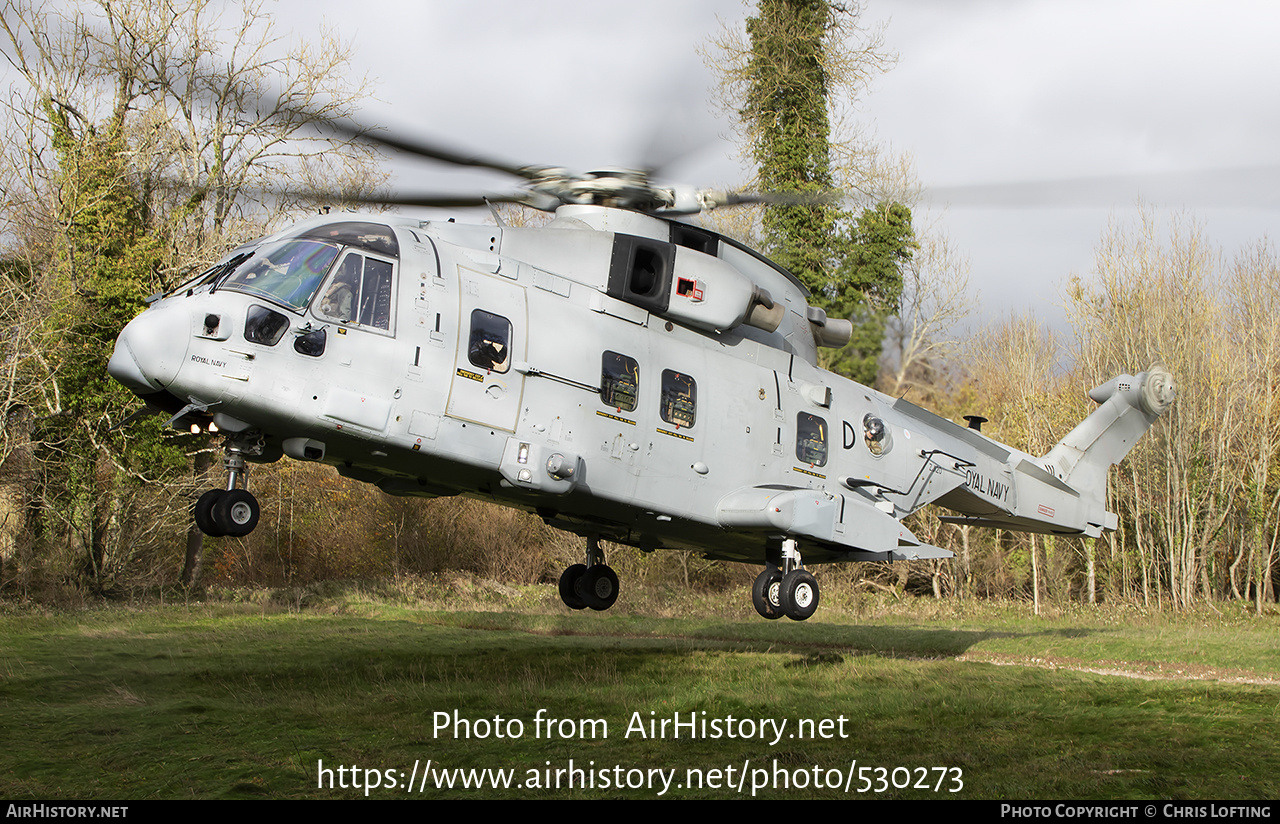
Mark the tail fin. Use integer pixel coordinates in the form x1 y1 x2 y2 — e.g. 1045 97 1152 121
1042 367 1176 505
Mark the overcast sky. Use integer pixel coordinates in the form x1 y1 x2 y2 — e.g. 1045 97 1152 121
225 1 1280 328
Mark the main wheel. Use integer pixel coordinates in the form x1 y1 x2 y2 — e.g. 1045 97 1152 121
211 489 260 537
194 490 227 537
751 567 783 619
779 569 819 621
576 564 619 611
558 564 588 610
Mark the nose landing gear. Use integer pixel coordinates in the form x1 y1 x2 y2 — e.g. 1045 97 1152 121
193 438 262 538
558 536 619 611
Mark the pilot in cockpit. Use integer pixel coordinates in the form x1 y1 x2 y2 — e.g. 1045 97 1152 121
320 256 361 322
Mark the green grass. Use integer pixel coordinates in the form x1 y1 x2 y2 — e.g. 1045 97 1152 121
1 581 1277 799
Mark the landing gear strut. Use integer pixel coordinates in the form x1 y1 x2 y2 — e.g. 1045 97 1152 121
752 538 819 621
193 437 262 538
558 536 619 611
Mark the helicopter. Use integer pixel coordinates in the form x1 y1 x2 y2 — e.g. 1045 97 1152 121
107 125 1176 621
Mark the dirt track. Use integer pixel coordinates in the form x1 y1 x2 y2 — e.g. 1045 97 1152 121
959 651 1280 685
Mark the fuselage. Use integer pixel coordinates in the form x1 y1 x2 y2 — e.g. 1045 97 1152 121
109 205 1152 566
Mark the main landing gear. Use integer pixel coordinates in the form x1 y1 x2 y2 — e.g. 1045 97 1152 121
558 536 619 611
751 538 819 621
193 438 262 538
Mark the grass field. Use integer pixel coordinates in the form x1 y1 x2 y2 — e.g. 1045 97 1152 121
2 577 1277 800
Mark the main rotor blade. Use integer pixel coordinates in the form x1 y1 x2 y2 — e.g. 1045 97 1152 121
274 188 535 210
311 117 551 182
921 166 1280 209
708 189 843 208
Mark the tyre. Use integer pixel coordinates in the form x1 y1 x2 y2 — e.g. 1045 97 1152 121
576 565 619 611
779 569 819 621
751 567 783 619
194 489 227 537
211 489 260 537
558 564 588 610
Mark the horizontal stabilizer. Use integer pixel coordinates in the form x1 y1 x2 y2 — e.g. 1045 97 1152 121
893 521 954 560
891 544 953 561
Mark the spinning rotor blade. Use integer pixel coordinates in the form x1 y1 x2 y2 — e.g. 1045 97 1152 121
310 116 552 182
921 165 1280 209
247 98 856 216
287 189 535 210
727 190 841 206
167 176 544 213
695 188 843 210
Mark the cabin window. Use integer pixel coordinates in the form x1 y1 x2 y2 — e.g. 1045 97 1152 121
468 309 512 373
660 370 696 429
220 239 339 311
243 305 289 346
796 412 828 467
863 413 890 457
600 351 639 412
316 252 394 331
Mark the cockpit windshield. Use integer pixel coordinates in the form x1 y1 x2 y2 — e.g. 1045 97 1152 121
218 239 340 311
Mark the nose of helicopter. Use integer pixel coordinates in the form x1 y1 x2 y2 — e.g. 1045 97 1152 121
107 304 192 396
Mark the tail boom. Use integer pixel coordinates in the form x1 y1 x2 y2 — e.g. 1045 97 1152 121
939 368 1175 538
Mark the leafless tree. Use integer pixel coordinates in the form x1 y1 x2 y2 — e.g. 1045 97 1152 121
0 0 387 591
1227 240 1280 612
883 230 975 403
1068 210 1240 610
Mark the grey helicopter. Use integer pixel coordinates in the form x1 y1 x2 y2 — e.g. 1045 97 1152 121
107 124 1175 621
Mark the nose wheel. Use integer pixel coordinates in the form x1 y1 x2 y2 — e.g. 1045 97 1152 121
558 537 619 611
194 488 261 537
193 437 262 538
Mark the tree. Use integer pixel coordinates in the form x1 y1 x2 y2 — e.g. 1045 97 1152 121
1068 210 1239 610
882 230 975 404
0 0 384 591
1225 241 1280 613
741 0 842 293
712 0 912 385
3 0 383 275
961 313 1073 613
823 200 915 382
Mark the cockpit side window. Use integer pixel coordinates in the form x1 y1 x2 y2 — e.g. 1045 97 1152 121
315 252 395 331
220 239 339 311
359 258 394 329
600 351 639 412
796 412 828 467
660 369 696 429
468 309 512 373
317 254 362 323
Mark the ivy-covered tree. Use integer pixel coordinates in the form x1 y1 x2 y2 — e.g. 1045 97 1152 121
825 201 916 381
33 99 185 586
735 0 915 385
742 0 842 295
